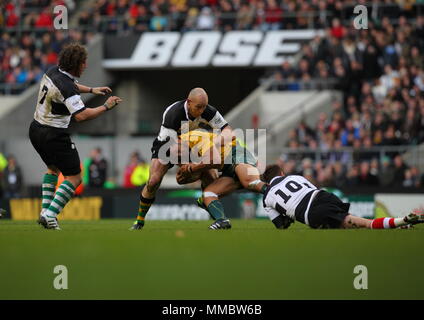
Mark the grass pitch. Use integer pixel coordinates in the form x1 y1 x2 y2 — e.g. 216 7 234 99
0 219 423 300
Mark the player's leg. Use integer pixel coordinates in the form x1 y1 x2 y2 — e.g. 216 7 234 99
132 159 169 229
29 122 60 218
341 215 372 228
200 168 219 189
35 127 81 230
41 165 60 215
202 176 239 229
234 163 267 194
342 213 423 229
40 163 82 230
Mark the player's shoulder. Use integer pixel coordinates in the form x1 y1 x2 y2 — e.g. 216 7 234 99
163 100 186 118
45 66 78 100
201 104 218 120
162 100 187 129
165 100 185 112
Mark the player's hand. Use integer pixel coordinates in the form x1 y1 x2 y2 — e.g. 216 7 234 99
104 96 122 110
178 164 191 179
176 165 201 185
92 87 112 95
281 215 294 229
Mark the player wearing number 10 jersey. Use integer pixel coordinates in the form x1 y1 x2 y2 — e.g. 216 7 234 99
261 164 424 229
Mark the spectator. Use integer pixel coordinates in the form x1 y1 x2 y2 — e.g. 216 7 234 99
123 151 140 188
197 7 215 30
130 157 150 187
393 155 408 184
346 164 360 186
87 148 108 188
263 0 283 31
236 2 254 30
2 155 23 198
379 156 395 187
359 161 378 186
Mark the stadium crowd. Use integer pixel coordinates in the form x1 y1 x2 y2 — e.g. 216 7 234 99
1 0 423 93
75 0 422 33
272 12 424 189
1 0 423 191
0 0 92 94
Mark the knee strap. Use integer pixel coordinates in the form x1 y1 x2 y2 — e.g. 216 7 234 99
203 191 218 198
248 179 262 188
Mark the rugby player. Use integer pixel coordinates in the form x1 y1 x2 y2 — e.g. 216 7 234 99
131 88 233 230
176 129 267 229
30 43 122 230
261 164 424 230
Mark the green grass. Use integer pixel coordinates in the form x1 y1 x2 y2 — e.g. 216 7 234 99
0 219 423 300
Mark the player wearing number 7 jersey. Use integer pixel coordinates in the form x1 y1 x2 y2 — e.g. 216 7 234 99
261 164 424 229
29 43 122 230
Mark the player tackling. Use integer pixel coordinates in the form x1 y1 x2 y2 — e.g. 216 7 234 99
131 88 233 230
176 129 267 229
261 164 424 229
30 43 122 230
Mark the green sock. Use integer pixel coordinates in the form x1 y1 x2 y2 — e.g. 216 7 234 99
45 180 75 216
206 200 226 220
136 196 155 225
42 174 58 211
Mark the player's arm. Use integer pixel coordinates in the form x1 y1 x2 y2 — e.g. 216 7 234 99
73 96 122 122
204 106 234 146
77 83 112 95
213 124 234 147
264 207 294 229
179 141 222 180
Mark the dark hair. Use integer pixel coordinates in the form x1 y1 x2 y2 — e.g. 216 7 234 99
261 164 283 184
58 43 87 76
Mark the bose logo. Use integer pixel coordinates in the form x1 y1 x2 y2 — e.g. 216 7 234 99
103 30 322 69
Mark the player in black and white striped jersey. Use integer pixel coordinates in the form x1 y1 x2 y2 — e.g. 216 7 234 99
262 164 424 229
131 88 234 230
29 43 122 230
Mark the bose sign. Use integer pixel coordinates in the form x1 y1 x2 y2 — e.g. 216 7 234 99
103 30 322 69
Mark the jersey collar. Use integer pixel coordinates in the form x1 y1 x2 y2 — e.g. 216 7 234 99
184 100 196 121
270 176 283 184
58 67 78 82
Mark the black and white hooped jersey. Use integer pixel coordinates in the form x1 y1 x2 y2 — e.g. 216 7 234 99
157 100 228 142
263 175 320 224
33 66 85 128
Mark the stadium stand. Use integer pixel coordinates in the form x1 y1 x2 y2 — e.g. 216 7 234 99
0 0 91 94
268 12 424 189
1 0 423 190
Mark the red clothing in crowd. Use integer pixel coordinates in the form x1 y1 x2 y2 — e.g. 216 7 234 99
46 51 58 65
129 3 140 18
123 163 137 188
35 12 53 28
331 26 345 39
265 6 283 24
6 13 19 27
